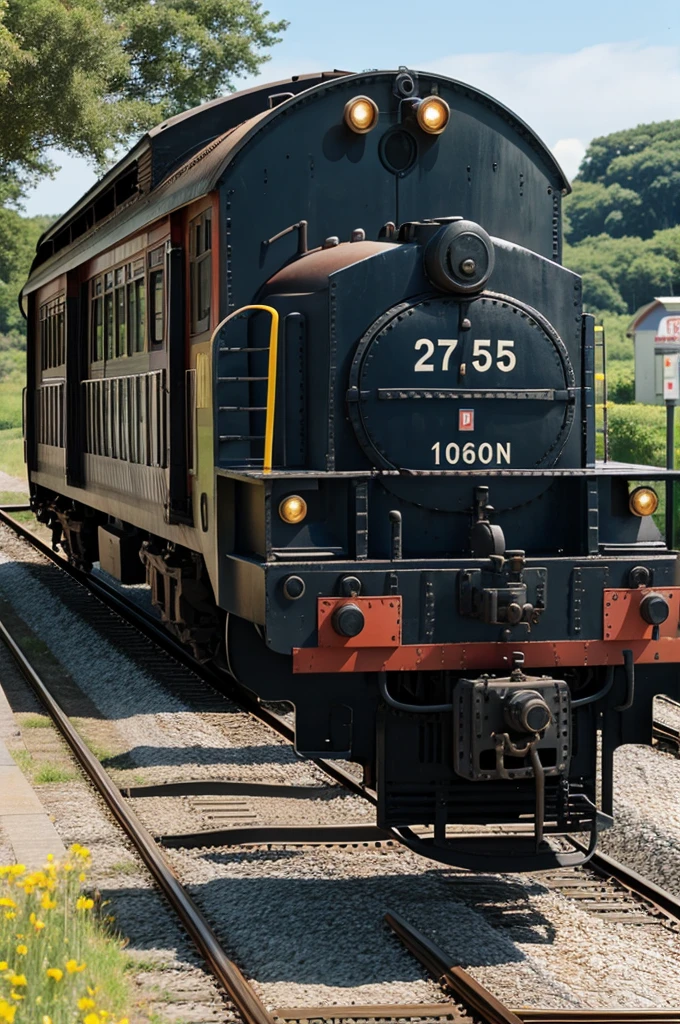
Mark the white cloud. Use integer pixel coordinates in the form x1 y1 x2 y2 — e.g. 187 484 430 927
420 42 680 178
551 138 587 181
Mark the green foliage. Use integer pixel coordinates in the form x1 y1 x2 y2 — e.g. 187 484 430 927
568 120 680 242
0 0 287 197
563 119 680 323
597 313 633 361
564 227 680 315
566 180 642 241
0 377 23 428
606 360 634 403
607 402 669 466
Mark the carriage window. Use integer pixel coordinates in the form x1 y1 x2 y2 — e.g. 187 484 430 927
126 262 146 354
40 294 65 370
149 270 164 345
91 278 103 362
115 268 126 357
104 273 114 360
148 247 165 348
189 209 212 335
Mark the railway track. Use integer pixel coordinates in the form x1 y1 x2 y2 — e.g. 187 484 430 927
3 504 680 1023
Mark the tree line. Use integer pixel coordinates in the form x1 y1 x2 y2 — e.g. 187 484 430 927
564 120 680 315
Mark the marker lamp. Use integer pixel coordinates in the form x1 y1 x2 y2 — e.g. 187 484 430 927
279 495 308 524
416 96 450 135
629 486 659 517
344 96 379 134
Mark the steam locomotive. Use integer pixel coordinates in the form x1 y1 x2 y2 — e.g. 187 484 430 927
21 68 680 869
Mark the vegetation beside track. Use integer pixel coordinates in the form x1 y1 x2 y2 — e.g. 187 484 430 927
0 847 131 1024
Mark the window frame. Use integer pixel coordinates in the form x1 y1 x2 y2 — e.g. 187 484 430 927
189 209 212 336
148 246 165 349
39 294 66 372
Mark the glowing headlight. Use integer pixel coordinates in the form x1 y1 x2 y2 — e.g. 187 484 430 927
629 486 659 517
344 96 379 134
416 96 450 135
279 495 308 524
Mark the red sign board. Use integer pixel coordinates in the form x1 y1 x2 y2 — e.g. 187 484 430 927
459 409 474 431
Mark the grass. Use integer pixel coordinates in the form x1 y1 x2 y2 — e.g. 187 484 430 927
0 491 28 505
0 427 26 483
0 849 131 1024
11 749 33 774
33 764 78 784
8 749 77 785
0 376 23 431
20 715 51 730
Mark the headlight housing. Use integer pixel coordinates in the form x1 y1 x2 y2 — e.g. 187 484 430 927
279 495 308 524
344 96 379 134
629 486 659 517
415 96 450 135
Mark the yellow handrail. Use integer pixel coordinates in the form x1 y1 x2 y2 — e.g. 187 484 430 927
210 304 280 473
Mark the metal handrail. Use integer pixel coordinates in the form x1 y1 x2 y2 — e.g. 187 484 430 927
210 304 280 472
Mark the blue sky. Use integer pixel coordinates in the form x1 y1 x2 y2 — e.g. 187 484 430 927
23 0 679 216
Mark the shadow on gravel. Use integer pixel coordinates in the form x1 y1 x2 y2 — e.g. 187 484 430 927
99 868 555 984
102 744 314 768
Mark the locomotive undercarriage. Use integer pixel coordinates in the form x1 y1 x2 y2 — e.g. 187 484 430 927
29 485 678 869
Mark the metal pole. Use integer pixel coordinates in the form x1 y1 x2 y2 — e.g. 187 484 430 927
666 400 675 548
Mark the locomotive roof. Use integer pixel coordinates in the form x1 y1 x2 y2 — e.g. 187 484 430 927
23 69 569 296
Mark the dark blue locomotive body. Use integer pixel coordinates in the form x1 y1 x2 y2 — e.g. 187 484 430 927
22 69 680 870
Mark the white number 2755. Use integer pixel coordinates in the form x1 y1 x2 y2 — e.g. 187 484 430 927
413 338 515 373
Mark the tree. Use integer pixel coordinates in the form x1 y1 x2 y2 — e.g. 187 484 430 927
0 0 287 196
566 120 680 243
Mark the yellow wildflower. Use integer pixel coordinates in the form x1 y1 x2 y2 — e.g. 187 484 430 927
78 997 96 1011
0 999 16 1023
4 912 15 921
87 986 98 996
42 1017 52 1024
9 866 24 877
79 872 87 883
9 976 26 988
63 861 74 872
65 959 86 973
9 993 23 1002
40 893 56 910
46 854 53 862
76 896 94 911
0 898 15 908
46 968 63 982
0 963 6 971
15 946 27 957
83 1014 101 1024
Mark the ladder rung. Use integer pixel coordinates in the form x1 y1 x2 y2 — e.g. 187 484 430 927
219 435 265 441
219 346 269 353
217 376 268 382
218 406 267 412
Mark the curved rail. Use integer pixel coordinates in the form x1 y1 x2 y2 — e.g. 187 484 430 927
0 615 274 1024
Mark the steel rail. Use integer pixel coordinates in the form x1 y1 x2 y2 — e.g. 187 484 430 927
0 616 275 1024
384 911 680 1024
580 844 680 925
273 1010 680 1024
385 910 524 1024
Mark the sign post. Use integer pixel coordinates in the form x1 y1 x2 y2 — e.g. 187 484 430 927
663 354 679 546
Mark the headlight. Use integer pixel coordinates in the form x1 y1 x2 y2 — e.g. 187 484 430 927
629 486 659 517
344 96 379 134
279 495 308 524
416 96 450 135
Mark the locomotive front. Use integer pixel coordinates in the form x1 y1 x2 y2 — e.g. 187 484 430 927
213 70 680 869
